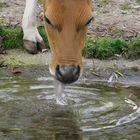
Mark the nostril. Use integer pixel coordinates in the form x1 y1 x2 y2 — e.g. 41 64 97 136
76 65 80 75
56 65 62 76
55 65 80 84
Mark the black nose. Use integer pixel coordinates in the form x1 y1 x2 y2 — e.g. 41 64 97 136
55 65 80 84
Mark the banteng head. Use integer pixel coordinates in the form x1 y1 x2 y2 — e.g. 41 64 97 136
43 0 93 84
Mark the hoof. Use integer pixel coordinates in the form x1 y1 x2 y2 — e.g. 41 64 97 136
37 40 48 53
23 40 38 54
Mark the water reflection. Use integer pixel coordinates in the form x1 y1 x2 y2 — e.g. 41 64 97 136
0 74 140 140
26 105 82 140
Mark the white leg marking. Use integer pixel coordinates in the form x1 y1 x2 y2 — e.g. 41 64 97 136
22 0 43 43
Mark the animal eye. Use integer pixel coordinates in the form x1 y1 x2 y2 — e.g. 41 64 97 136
86 17 94 26
44 16 53 26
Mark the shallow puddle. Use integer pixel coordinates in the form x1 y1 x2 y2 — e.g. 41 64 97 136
0 72 140 140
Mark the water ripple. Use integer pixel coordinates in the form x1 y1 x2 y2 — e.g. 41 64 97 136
0 75 140 139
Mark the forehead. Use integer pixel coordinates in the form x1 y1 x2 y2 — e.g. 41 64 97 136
44 0 92 26
44 0 91 15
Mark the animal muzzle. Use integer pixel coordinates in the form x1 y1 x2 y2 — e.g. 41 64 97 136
55 65 80 84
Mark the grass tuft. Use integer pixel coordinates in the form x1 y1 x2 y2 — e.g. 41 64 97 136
124 35 140 59
84 37 126 59
95 37 114 59
83 37 96 58
0 27 23 49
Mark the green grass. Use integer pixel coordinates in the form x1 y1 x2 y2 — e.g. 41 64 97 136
84 37 126 59
137 0 140 4
95 37 125 59
0 27 23 49
0 26 140 59
38 26 49 47
82 37 96 58
124 35 140 59
0 26 49 49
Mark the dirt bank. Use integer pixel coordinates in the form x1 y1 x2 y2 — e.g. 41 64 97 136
0 50 140 86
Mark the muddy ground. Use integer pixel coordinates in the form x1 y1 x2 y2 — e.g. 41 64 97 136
1 61 140 87
0 0 140 39
0 50 140 86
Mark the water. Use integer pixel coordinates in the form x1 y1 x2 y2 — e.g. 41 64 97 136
0 73 140 140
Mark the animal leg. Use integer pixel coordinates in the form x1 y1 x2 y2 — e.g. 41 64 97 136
22 0 47 54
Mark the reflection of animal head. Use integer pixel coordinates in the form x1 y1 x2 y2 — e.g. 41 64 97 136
47 106 82 140
43 0 93 84
30 105 82 140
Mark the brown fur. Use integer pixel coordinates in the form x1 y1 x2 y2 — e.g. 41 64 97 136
43 0 92 74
